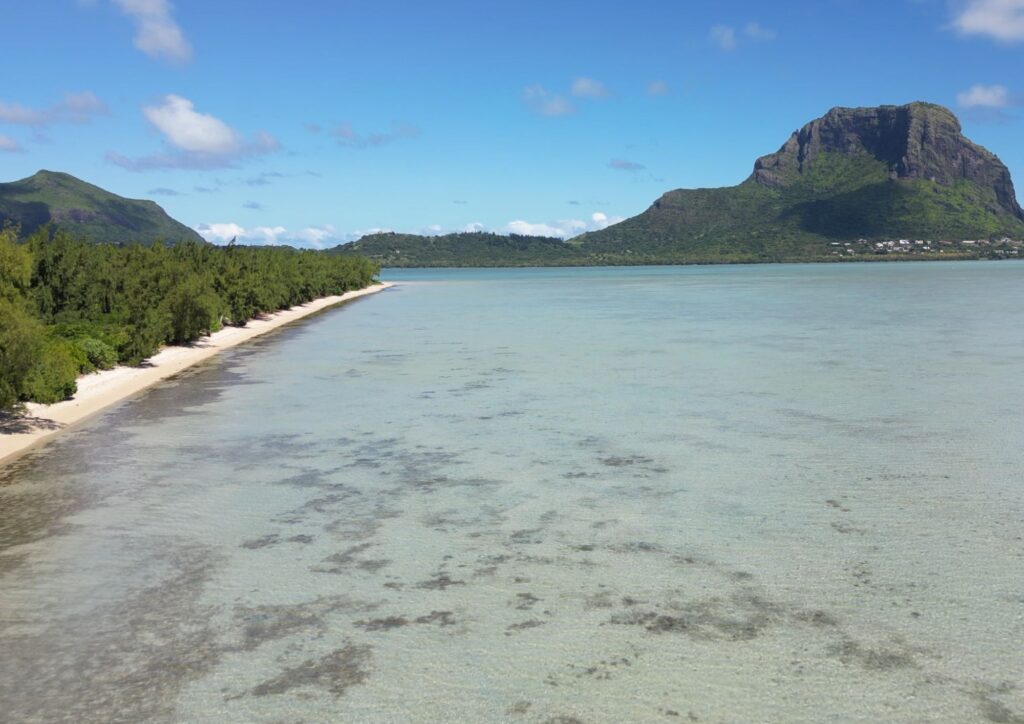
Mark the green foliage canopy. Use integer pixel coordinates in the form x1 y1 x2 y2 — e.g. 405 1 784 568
0 226 378 411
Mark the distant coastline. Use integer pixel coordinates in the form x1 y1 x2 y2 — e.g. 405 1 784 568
0 282 393 468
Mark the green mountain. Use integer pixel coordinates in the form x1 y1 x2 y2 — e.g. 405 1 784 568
334 102 1024 267
0 170 204 245
575 101 1024 263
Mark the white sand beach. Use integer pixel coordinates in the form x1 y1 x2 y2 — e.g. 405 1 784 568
0 282 393 467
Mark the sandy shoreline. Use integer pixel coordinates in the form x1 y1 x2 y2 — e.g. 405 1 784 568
0 282 394 468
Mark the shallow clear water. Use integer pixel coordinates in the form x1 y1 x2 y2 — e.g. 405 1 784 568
1 262 1022 723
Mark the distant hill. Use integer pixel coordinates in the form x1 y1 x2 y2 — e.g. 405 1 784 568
0 170 204 245
333 231 580 267
333 102 1024 267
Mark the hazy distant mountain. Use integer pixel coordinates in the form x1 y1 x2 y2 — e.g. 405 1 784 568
0 170 204 245
334 231 576 267
335 102 1024 266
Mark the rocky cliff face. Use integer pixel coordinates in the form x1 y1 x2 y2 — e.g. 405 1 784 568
752 102 1023 220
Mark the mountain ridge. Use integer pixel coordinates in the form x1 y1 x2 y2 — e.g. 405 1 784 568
0 170 204 245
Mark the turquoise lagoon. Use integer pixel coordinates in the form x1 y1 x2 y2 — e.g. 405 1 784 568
1 262 1022 722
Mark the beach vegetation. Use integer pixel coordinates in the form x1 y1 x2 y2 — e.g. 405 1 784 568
0 225 379 411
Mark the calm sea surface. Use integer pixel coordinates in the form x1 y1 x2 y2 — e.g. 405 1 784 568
1 262 1022 723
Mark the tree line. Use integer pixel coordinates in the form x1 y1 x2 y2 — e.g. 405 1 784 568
0 226 378 411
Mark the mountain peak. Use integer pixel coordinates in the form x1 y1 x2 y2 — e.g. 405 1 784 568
0 171 204 245
751 102 1022 220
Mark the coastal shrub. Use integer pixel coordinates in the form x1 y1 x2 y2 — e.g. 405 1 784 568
52 320 128 351
118 307 166 366
0 299 44 409
61 337 92 374
21 339 78 404
164 278 221 345
75 337 118 371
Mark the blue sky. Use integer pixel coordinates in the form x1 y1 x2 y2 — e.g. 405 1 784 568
3 0 1024 247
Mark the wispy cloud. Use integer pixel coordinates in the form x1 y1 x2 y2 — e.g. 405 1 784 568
243 201 264 210
108 95 279 171
330 122 419 148
710 25 738 51
147 187 180 196
571 77 610 98
711 21 777 50
950 0 1024 42
647 80 670 96
112 0 192 64
523 85 576 117
0 91 107 127
957 84 1010 107
245 171 286 186
0 134 23 152
744 21 777 40
609 158 645 172
193 185 217 193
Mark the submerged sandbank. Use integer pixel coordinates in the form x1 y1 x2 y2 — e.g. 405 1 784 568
0 282 394 467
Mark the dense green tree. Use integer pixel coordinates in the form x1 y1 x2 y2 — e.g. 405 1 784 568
0 300 43 409
21 339 78 404
0 228 379 411
0 226 33 303
165 276 221 345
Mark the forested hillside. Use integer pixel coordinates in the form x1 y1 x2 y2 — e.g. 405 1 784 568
0 171 206 245
0 226 378 411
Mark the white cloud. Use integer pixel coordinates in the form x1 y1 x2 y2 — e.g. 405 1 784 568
195 222 347 249
571 77 610 98
110 95 279 171
523 85 575 117
647 80 670 96
744 21 777 40
0 134 23 152
330 122 419 148
248 226 288 245
0 91 107 127
505 211 625 239
195 222 245 243
463 222 486 232
957 84 1010 107
710 25 737 50
589 212 625 230
507 220 578 237
293 225 338 248
112 0 192 63
144 94 237 153
951 0 1024 42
